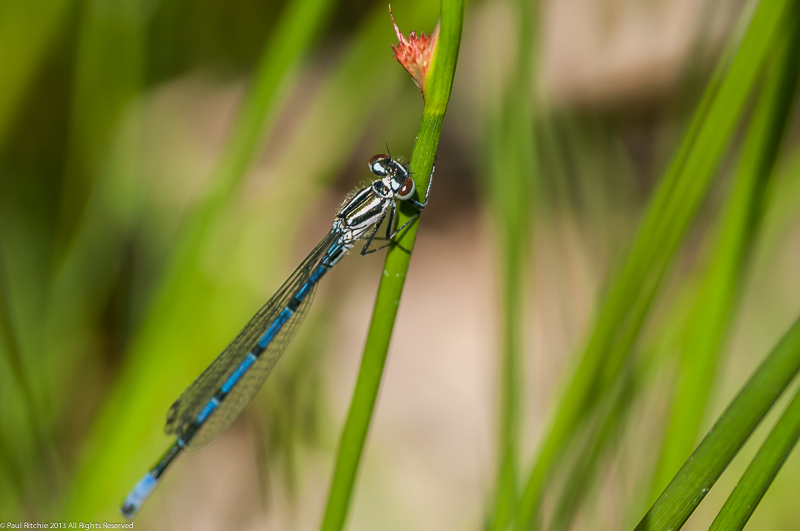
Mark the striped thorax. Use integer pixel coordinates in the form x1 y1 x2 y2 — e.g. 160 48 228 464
333 154 415 243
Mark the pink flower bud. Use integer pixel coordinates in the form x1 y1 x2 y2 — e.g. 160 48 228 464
390 5 440 99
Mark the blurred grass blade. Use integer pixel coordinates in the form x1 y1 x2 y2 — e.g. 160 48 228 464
42 0 146 428
516 0 794 527
485 0 537 528
634 314 800 531
55 0 145 246
708 384 800 531
550 370 638 531
2 0 147 518
152 0 337 293
0 0 75 147
652 2 800 498
65 0 336 518
319 2 463 530
0 238 32 517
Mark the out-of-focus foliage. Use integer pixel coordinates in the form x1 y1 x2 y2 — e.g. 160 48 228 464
1 0 800 529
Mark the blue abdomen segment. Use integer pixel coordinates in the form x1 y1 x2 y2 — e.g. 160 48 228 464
258 307 294 348
183 263 333 442
195 397 220 424
121 442 183 519
256 264 330 349
121 472 157 518
221 353 257 394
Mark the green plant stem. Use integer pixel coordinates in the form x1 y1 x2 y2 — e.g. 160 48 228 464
634 314 800 531
319 2 463 530
515 0 793 527
708 384 800 531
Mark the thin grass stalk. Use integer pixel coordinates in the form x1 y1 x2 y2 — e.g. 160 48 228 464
41 0 145 446
651 1 800 498
515 0 793 527
550 370 638 531
634 314 800 531
486 0 537 528
319 2 463 529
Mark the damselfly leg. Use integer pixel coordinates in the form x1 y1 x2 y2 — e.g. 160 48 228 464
361 162 435 255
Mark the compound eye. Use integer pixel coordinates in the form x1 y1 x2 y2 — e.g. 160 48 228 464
369 154 390 175
397 176 415 200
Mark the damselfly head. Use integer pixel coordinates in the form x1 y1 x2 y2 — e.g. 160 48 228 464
369 154 415 200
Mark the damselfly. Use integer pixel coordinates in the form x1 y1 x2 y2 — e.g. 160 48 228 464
120 154 434 518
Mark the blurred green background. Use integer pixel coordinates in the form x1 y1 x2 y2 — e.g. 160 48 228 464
1 0 800 529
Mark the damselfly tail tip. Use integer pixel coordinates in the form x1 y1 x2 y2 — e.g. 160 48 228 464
120 472 158 519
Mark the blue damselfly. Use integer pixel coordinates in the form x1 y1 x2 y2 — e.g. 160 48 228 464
120 154 434 518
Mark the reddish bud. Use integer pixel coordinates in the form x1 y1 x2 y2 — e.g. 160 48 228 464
390 5 439 99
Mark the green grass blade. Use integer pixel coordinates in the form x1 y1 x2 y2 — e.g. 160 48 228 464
485 0 538 528
64 0 336 519
652 2 800 498
516 0 793 526
43 0 146 425
634 314 800 531
319 2 463 530
152 0 337 293
550 371 638 531
55 0 146 245
0 239 30 517
1 0 148 518
708 384 800 531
